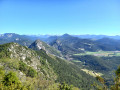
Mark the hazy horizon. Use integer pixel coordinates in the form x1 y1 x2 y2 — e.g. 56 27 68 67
0 33 120 36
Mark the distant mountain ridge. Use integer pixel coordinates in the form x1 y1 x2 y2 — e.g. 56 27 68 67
47 34 99 59
0 33 36 46
0 33 53 46
96 37 120 51
1 33 120 59
73 34 120 40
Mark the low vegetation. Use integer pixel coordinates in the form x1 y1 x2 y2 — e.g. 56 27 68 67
81 69 103 77
0 67 28 90
19 61 37 78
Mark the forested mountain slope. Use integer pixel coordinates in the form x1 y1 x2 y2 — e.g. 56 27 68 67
96 38 120 51
47 34 120 59
0 42 97 89
49 34 100 59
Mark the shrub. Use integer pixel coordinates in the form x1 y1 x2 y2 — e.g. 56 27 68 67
3 71 20 86
19 61 28 74
27 67 37 78
19 61 37 78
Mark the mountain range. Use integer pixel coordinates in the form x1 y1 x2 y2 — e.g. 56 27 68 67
0 42 97 89
1 33 120 89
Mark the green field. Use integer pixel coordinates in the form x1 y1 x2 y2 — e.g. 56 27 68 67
74 51 120 57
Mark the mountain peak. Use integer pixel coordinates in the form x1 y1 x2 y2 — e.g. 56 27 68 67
60 34 73 39
29 39 62 57
62 33 70 37
34 39 42 43
29 39 44 50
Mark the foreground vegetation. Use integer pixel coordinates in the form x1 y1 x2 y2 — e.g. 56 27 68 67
0 67 79 90
1 64 120 90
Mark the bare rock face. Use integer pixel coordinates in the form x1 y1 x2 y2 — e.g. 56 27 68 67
8 43 41 70
29 39 45 50
35 40 46 50
5 42 56 80
29 39 63 57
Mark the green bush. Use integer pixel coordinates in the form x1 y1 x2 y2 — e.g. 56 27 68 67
59 82 73 90
27 67 37 78
19 61 28 74
0 68 32 90
19 61 37 78
3 71 20 86
0 43 11 58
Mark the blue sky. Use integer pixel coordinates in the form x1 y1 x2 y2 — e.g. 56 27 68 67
0 0 120 35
